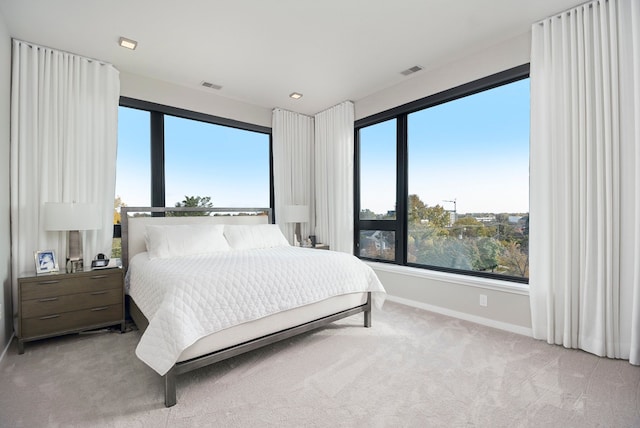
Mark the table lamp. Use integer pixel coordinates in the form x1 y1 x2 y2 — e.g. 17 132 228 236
44 202 100 272
282 204 309 246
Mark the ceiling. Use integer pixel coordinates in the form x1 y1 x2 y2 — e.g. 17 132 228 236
0 0 586 116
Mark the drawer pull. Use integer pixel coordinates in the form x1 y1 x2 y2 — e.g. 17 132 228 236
39 314 60 320
91 307 109 312
37 280 60 285
90 291 108 296
90 275 108 280
38 297 59 302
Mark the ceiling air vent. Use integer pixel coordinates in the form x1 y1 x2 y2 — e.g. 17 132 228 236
400 65 423 76
200 81 222 90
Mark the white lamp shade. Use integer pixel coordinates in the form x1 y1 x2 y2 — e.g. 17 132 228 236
282 205 309 223
44 202 101 231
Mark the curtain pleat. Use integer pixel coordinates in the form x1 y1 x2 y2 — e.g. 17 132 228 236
314 101 354 253
272 109 314 244
529 0 640 365
10 40 119 325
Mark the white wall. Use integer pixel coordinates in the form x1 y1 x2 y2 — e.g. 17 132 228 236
120 71 272 128
356 33 533 333
355 32 531 120
374 265 532 334
0 10 13 354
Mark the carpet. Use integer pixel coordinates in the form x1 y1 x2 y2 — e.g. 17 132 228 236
1 301 639 427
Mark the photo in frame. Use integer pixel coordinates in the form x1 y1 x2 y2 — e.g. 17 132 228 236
34 250 59 274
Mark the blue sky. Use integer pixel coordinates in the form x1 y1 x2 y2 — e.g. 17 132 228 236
115 107 150 207
117 78 529 214
116 108 270 208
360 78 530 215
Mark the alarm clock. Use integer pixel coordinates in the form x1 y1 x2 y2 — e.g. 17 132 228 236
91 253 110 269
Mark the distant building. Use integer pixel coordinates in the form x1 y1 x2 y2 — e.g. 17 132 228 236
448 211 456 227
508 215 522 223
474 215 496 223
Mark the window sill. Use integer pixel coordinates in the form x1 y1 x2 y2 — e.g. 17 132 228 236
366 261 529 296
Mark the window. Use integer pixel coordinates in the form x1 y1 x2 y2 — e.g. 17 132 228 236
355 65 529 283
113 106 151 257
359 119 397 220
113 98 273 257
357 119 399 262
115 106 151 209
164 115 270 208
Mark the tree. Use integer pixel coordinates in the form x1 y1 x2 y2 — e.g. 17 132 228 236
408 194 429 224
113 196 126 224
171 196 214 216
451 216 486 238
498 241 529 277
424 204 451 231
360 209 377 220
474 237 503 272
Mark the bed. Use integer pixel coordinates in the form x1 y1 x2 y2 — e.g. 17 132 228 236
121 206 386 407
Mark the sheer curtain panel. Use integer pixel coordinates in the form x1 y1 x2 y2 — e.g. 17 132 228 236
529 0 640 364
10 40 119 323
272 109 314 244
315 101 355 253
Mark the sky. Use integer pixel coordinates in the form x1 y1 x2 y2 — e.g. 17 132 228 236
360 78 530 215
116 108 270 209
117 78 529 215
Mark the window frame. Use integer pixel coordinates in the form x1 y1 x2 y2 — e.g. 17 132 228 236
114 97 274 235
354 64 530 284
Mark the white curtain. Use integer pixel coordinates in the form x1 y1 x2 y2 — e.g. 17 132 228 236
529 0 640 364
272 108 314 244
315 101 355 253
10 40 119 314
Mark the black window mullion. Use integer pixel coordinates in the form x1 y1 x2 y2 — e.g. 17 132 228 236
150 111 165 208
269 133 276 223
353 128 361 254
358 220 397 231
396 114 408 265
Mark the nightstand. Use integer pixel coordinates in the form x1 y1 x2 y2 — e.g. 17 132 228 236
17 268 125 354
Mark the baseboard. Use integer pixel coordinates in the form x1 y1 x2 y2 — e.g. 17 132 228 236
385 294 533 337
0 332 15 363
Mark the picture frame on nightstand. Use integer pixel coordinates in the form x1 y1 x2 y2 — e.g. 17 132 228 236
34 250 59 275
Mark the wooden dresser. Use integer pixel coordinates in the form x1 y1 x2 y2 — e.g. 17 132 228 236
17 268 125 353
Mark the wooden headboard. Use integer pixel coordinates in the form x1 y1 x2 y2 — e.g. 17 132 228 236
120 207 272 270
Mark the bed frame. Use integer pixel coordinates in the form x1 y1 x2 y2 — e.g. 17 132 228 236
120 206 372 407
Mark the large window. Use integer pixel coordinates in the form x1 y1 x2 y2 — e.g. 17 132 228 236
356 65 530 283
164 115 270 208
113 98 272 256
358 119 398 261
115 107 151 209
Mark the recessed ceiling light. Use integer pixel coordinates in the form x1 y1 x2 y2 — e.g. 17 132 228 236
289 92 303 100
118 37 138 50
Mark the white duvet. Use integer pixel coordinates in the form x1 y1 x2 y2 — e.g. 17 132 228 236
126 246 386 375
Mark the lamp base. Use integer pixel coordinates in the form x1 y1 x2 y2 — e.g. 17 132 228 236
67 229 84 273
67 259 84 274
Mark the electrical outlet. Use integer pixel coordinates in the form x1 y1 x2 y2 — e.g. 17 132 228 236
479 294 488 307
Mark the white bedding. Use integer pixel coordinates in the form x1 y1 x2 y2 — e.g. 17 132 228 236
126 246 386 375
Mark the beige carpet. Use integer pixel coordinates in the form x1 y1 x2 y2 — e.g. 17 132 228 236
1 301 639 427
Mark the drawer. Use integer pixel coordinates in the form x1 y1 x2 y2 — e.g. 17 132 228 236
21 304 123 339
21 288 122 318
21 271 122 300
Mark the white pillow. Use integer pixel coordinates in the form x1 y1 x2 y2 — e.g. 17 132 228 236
145 224 231 259
224 224 290 250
